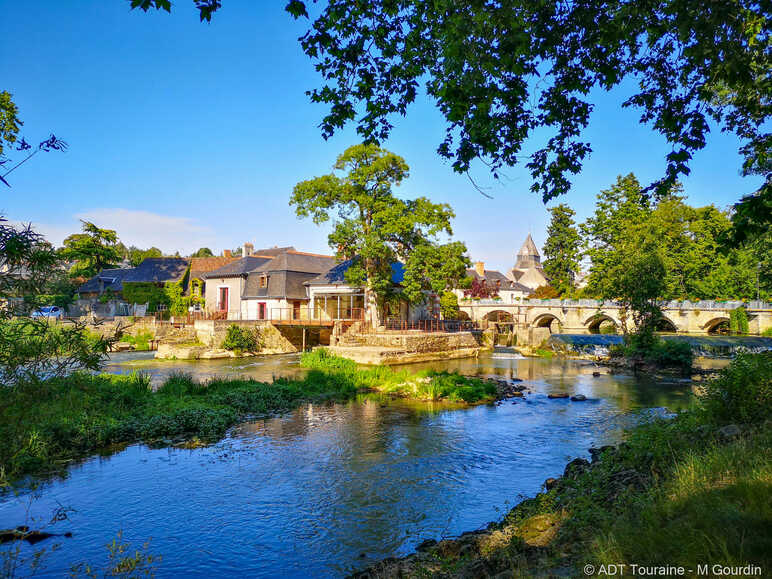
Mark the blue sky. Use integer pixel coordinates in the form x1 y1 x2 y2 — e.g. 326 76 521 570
1 2 763 272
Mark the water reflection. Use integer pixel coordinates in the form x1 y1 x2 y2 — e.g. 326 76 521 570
1 353 695 578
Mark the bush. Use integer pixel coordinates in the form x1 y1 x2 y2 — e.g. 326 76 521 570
650 339 693 368
729 306 749 334
702 351 772 424
221 324 260 353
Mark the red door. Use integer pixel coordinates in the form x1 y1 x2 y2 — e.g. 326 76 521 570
218 287 229 312
258 302 266 320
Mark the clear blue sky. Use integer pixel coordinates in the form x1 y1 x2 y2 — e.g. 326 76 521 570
1 1 763 272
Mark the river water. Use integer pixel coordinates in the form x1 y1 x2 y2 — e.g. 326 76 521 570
1 350 695 578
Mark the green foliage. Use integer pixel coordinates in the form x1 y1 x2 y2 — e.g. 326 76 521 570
702 352 771 425
582 175 768 301
122 282 166 312
121 331 154 351
613 336 693 370
299 349 496 403
542 204 581 296
439 291 459 319
0 90 21 156
0 367 365 484
191 247 214 257
1 217 110 386
729 307 749 335
28 293 73 309
127 246 162 267
221 325 261 354
60 221 123 279
291 144 465 324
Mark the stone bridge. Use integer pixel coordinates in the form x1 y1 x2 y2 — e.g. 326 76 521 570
459 299 772 341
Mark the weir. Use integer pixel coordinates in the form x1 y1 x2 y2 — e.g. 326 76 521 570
548 334 772 358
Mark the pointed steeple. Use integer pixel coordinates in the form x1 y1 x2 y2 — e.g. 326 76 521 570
518 234 540 257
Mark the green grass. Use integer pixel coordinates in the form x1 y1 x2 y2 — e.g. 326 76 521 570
762 327 772 337
121 331 154 351
299 348 497 403
0 369 360 485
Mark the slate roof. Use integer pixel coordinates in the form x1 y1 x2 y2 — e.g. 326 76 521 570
77 268 133 294
250 246 296 256
467 268 531 293
518 234 540 257
189 256 239 281
122 257 190 284
204 256 274 279
242 251 337 299
305 259 405 286
252 251 336 275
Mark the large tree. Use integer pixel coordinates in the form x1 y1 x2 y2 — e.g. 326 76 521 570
582 175 767 300
291 144 468 326
59 221 123 279
542 204 581 296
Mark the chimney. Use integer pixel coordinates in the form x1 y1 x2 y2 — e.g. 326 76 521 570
474 261 485 277
242 242 254 257
223 249 232 258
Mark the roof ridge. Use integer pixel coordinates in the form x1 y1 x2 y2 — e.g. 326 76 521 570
285 250 335 258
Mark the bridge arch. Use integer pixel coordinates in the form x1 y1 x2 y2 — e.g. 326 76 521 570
703 316 730 334
583 314 620 334
532 312 563 332
483 310 514 323
655 316 678 333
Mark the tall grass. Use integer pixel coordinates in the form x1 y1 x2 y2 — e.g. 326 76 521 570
0 368 360 485
299 348 497 403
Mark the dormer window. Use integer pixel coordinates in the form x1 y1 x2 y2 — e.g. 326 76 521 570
259 275 269 288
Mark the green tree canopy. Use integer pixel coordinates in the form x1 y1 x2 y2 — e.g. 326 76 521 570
128 246 163 267
291 143 468 326
542 204 581 297
581 174 767 301
59 221 123 279
191 247 214 258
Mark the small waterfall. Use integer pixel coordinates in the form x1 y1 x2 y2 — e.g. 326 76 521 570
548 334 772 359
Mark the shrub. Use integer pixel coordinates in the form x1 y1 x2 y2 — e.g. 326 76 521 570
221 324 260 353
701 351 772 424
729 306 749 334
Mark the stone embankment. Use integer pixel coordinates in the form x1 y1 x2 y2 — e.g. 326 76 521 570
328 329 494 365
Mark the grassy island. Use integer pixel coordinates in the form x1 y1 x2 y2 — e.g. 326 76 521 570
0 351 494 485
357 352 772 577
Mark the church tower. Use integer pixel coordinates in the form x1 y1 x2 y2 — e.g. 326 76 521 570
507 234 548 291
515 234 541 269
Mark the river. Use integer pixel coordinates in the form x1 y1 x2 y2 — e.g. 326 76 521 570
1 350 696 578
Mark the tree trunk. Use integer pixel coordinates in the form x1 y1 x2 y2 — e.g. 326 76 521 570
365 287 381 329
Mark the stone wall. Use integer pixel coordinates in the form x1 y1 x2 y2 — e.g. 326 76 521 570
193 320 329 354
341 330 484 352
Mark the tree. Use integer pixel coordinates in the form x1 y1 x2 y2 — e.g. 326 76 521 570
191 247 214 258
60 221 123 279
0 216 111 386
439 291 460 319
133 2 769 209
529 285 560 300
542 204 581 296
291 144 465 327
128 246 162 267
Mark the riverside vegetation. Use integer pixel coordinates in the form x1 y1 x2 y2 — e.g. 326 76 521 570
356 352 772 578
0 351 495 485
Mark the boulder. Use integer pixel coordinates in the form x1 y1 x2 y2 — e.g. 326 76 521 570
570 394 587 401
548 393 569 399
544 477 559 491
592 371 601 377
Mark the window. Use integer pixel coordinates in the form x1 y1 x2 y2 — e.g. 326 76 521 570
259 275 268 288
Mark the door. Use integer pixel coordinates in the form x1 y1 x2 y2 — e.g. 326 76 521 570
218 287 229 312
258 302 266 320
293 300 301 320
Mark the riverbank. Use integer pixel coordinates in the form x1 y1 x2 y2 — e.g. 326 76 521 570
0 353 500 485
353 352 772 577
